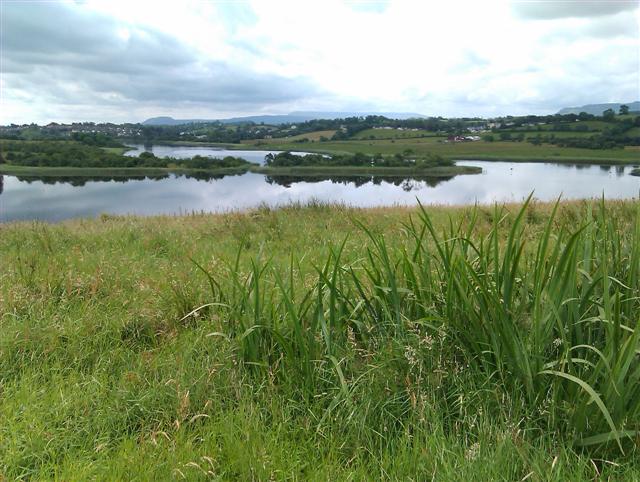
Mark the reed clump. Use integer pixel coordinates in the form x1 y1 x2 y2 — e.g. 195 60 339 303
192 197 639 455
0 199 638 478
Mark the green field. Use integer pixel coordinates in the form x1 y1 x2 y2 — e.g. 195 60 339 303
100 146 133 155
1 200 639 479
499 130 599 139
627 127 640 137
350 128 440 140
251 138 640 163
280 129 337 141
534 120 612 131
236 115 640 164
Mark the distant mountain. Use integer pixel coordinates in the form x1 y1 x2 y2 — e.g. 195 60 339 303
557 102 640 115
142 111 427 126
142 116 186 126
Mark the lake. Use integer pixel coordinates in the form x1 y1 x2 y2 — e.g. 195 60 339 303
2 162 639 222
1 144 639 222
123 143 311 165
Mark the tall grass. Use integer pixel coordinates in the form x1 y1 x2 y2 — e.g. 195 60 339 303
2 200 639 478
193 197 639 453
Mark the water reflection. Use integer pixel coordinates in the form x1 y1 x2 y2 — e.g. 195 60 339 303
2 172 451 191
124 143 312 165
265 174 452 190
1 161 639 223
12 174 169 186
7 171 247 187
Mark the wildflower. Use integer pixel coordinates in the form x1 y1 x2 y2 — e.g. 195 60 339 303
420 334 434 349
465 442 480 461
404 345 418 367
346 325 357 349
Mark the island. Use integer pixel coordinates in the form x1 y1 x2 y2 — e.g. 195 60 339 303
0 139 482 179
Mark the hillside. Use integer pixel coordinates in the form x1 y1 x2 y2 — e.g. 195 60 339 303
558 101 640 115
142 111 427 126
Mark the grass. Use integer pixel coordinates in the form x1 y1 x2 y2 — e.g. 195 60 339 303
0 164 251 178
116 131 640 165
100 146 134 155
1 199 639 479
501 130 599 139
350 128 441 140
250 164 481 177
253 138 640 163
0 163 483 179
244 130 337 145
279 129 337 142
626 127 640 137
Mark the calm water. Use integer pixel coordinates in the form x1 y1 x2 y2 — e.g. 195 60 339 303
1 156 639 222
123 143 312 165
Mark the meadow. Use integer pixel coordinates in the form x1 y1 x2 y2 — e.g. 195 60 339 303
250 137 640 163
1 199 639 479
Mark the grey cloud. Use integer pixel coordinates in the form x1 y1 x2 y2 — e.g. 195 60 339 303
512 1 638 20
3 3 190 69
583 12 640 37
450 50 490 74
1 2 320 116
418 41 639 116
543 10 640 41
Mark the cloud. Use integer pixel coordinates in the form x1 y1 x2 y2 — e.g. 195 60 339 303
511 0 638 20
1 0 638 123
583 12 640 38
1 2 320 122
346 0 390 14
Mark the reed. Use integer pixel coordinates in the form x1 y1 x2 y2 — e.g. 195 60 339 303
188 196 639 454
1 199 638 478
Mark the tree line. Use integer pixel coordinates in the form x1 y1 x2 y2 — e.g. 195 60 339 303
0 140 251 170
264 151 451 168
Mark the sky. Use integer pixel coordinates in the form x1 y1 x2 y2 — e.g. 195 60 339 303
1 0 639 124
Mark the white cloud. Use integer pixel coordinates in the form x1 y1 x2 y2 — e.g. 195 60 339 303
1 0 638 123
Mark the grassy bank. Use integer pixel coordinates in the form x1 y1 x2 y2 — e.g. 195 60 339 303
100 146 136 155
1 200 639 479
0 164 176 178
243 138 640 163
0 164 250 178
0 163 482 179
251 164 481 177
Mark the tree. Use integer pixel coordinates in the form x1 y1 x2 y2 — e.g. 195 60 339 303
602 108 616 120
619 104 630 115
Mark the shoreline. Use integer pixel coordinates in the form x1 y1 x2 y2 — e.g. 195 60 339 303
0 163 482 178
146 140 640 164
3 197 639 227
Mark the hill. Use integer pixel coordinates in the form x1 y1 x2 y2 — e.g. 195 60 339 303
142 111 426 126
557 101 640 115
